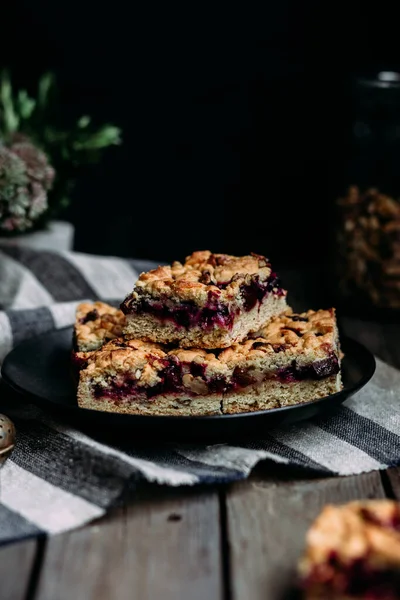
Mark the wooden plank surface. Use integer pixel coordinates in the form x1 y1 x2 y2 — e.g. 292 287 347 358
225 470 386 600
221 316 396 600
0 539 38 600
34 489 223 600
0 316 397 600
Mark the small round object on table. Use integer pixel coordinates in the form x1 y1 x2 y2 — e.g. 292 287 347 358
0 414 16 466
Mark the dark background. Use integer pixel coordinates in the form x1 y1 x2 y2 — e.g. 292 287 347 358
1 3 399 266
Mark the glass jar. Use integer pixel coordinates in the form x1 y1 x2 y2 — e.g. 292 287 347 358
336 71 400 310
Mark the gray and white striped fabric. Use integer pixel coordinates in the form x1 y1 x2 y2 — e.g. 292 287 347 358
0 244 399 545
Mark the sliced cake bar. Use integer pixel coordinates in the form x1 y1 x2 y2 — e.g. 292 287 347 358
77 308 342 417
121 250 288 349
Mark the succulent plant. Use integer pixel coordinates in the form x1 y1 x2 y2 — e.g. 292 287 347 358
0 141 54 233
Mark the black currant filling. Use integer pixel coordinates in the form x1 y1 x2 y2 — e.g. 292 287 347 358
127 296 234 330
278 354 339 383
121 273 284 330
239 273 285 311
303 553 400 598
71 351 89 371
93 353 339 401
79 309 99 324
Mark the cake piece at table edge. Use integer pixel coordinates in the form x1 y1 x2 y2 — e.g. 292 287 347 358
121 250 288 349
77 308 342 417
298 500 400 600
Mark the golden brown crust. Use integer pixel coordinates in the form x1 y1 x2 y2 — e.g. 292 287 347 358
82 338 168 388
301 501 400 569
122 250 284 307
221 309 337 363
80 308 340 397
299 500 400 598
223 375 341 414
78 376 341 417
123 294 288 349
77 388 223 416
74 301 125 352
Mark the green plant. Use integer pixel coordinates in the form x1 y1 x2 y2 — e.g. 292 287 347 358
0 70 121 225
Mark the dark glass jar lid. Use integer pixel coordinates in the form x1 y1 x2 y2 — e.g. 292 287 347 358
353 71 400 114
357 71 400 89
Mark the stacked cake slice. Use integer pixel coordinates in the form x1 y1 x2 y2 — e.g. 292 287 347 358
73 251 343 416
121 250 287 348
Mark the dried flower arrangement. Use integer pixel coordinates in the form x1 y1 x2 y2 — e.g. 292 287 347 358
0 71 121 234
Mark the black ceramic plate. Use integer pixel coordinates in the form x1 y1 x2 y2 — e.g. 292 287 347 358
1 328 375 442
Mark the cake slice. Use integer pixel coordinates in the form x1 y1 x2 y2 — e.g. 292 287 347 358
221 308 341 414
72 301 125 370
121 250 288 349
77 338 224 416
77 308 342 416
299 501 400 599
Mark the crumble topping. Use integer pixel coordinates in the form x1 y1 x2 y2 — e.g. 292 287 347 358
221 309 337 364
299 501 400 587
81 309 339 395
74 301 125 352
121 250 285 308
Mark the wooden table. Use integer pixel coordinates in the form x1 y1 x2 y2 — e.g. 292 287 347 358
1 316 400 600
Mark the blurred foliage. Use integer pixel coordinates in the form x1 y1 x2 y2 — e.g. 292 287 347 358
0 70 121 224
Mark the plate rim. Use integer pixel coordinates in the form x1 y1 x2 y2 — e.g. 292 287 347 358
1 327 376 422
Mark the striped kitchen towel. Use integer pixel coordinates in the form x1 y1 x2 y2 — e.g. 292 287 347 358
0 244 398 545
